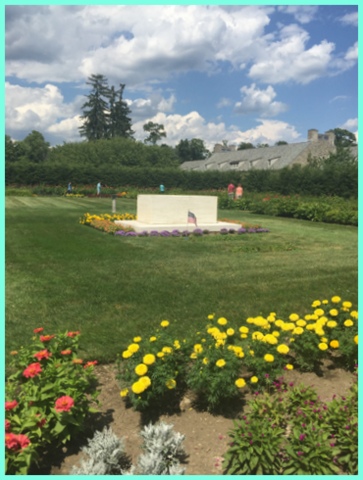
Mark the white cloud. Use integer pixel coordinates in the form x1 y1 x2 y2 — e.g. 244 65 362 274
277 6 318 24
217 97 232 109
234 83 287 116
339 12 358 27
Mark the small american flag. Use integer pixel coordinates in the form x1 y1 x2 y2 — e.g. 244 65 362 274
188 210 197 226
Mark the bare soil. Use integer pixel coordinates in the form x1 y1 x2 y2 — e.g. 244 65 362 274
37 360 356 475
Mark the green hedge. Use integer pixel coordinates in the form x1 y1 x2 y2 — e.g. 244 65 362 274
5 161 357 199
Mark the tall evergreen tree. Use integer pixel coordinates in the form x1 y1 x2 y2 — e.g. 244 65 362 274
79 74 110 141
108 84 134 139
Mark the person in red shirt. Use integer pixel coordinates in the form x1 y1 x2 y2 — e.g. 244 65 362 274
227 182 235 199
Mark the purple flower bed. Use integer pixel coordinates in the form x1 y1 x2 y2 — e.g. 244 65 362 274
115 227 269 237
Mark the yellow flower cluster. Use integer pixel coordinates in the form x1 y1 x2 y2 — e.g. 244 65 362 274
80 212 136 225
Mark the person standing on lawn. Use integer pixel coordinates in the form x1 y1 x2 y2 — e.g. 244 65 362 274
227 182 235 199
97 182 101 197
67 182 72 194
159 183 165 194
235 184 243 199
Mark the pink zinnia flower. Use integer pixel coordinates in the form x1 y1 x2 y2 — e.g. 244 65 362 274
23 362 42 378
33 349 52 361
67 331 81 338
33 327 44 334
5 433 31 451
40 334 55 342
84 360 98 368
5 400 18 411
61 349 72 355
55 395 74 412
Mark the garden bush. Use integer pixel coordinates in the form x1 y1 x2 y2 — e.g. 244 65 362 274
5 329 99 474
117 296 358 412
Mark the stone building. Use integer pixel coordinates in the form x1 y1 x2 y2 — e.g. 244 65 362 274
180 129 356 172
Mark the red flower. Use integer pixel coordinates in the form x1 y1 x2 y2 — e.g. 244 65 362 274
55 395 74 412
61 349 72 355
40 334 55 342
33 349 52 361
35 414 47 428
5 400 18 411
5 433 31 451
23 362 42 378
84 360 98 368
5 419 11 432
67 331 81 338
33 327 44 334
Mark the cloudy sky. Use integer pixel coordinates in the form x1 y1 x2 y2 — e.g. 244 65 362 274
5 4 358 151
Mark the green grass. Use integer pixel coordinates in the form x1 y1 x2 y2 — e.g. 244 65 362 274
5 196 358 364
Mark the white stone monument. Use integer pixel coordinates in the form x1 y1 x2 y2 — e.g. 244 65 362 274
114 195 239 232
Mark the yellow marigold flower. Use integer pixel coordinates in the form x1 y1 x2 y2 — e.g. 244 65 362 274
190 352 197 359
235 378 246 388
344 319 354 327
131 381 145 394
289 313 299 322
315 328 325 336
318 343 328 351
252 331 264 340
342 301 352 309
282 323 295 331
250 376 259 383
249 350 254 356
157 352 165 358
173 340 181 349
304 314 312 321
322 299 329 304
207 314 215 320
239 326 249 334
139 376 151 388
274 319 284 328
160 320 170 328
306 323 316 331
267 314 276 322
312 300 321 308
165 379 176 389
296 319 307 327
202 357 209 364
326 320 338 328
354 335 358 344
263 334 277 345
330 340 339 349
285 364 294 370
314 309 325 317
162 346 172 354
277 344 290 355
122 350 132 359
329 309 339 317
246 317 254 324
149 336 157 342
216 359 226 368
135 364 148 376
351 310 358 319
194 343 203 353
217 317 228 326
317 316 327 325
133 336 142 342
143 353 156 365
321 337 328 343
240 334 248 339
331 296 341 303
128 343 140 353
264 354 274 363
226 328 235 336
254 317 268 327
120 388 129 397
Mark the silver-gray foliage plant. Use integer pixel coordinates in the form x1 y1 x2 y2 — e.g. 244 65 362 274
71 422 185 475
71 426 125 475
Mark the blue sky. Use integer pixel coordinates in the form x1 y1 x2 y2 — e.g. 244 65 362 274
5 4 358 151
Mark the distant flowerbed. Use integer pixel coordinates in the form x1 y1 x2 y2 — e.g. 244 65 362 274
80 213 269 237
115 227 270 237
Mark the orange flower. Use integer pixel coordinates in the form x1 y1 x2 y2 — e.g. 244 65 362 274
33 327 44 334
40 335 55 342
67 331 81 338
84 360 98 368
61 349 72 355
33 349 52 361
72 358 83 364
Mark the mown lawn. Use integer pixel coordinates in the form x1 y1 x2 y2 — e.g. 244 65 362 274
5 196 358 364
